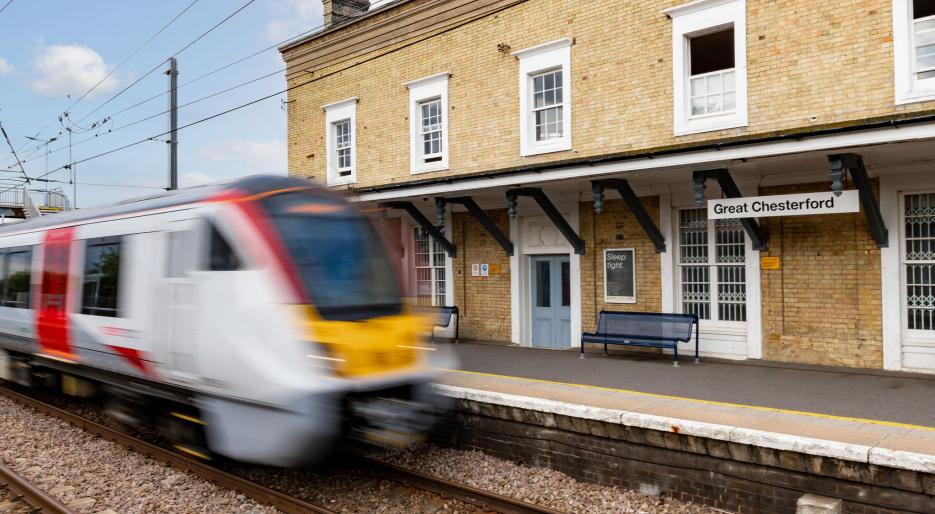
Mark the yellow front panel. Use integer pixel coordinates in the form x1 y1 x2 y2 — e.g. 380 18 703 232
304 307 433 377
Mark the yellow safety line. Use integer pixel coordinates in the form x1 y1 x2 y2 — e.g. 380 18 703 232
173 444 211 460
171 412 206 426
443 369 935 432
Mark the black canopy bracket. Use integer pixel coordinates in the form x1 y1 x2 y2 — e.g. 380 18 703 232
380 201 457 257
439 196 514 256
592 179 666 253
506 188 585 255
828 153 888 248
692 169 768 251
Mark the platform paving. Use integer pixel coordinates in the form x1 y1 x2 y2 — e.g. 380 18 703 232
448 342 935 427
438 343 935 472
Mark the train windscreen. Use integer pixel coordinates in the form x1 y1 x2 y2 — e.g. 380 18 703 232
260 191 402 320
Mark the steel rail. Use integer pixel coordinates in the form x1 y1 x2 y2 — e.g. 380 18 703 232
352 456 564 514
0 384 333 514
0 462 74 513
1 383 563 514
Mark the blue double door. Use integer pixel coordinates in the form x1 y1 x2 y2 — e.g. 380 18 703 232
531 255 571 349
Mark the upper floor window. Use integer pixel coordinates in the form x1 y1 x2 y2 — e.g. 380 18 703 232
406 72 449 174
532 69 564 141
513 38 572 156
689 28 735 116
895 1 935 103
666 0 747 136
81 237 122 317
322 97 357 186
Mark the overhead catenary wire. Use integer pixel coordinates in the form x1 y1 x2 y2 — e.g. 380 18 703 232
23 0 466 163
62 0 202 116
0 0 13 15
71 0 258 126
0 0 520 196
67 0 450 136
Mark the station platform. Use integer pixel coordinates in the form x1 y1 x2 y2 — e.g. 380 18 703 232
436 342 935 473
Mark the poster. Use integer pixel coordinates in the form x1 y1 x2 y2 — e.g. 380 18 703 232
604 248 636 303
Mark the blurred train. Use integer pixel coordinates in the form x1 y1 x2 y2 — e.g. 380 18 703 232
0 176 453 466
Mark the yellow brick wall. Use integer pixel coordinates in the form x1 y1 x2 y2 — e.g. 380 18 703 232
758 182 883 368
285 0 933 189
579 197 663 333
451 209 512 342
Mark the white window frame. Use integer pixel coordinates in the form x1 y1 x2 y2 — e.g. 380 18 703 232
323 97 357 186
675 207 748 325
894 1 935 104
406 72 450 174
513 38 572 156
666 0 748 136
411 226 448 306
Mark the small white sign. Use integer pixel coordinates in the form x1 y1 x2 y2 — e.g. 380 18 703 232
480 263 489 277
471 263 480 277
708 190 860 219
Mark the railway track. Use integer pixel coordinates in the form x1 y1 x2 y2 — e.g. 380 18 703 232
0 461 73 513
0 384 561 514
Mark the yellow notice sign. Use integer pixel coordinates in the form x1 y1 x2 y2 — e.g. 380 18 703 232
761 256 781 270
489 264 501 274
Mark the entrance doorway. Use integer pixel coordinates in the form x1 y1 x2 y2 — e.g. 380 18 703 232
530 255 570 348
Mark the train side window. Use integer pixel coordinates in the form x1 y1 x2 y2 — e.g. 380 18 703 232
81 237 122 317
1 248 31 309
208 225 240 271
166 229 196 278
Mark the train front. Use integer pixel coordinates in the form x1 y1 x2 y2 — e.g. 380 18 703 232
198 180 455 467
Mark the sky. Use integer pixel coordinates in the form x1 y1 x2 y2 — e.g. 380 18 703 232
0 0 362 208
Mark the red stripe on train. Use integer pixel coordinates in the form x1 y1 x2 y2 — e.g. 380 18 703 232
36 227 76 360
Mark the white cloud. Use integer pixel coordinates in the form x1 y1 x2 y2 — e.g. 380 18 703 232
28 44 117 98
197 138 287 175
266 0 323 41
0 58 14 76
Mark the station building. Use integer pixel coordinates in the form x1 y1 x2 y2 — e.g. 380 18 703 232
279 0 935 374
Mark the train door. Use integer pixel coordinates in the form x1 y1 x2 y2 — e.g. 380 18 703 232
36 227 75 358
151 219 202 382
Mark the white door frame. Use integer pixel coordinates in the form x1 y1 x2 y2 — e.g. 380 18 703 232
510 197 581 348
665 180 762 360
881 171 935 372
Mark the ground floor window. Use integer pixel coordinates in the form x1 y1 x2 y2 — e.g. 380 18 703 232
903 192 935 331
677 208 747 322
413 227 446 306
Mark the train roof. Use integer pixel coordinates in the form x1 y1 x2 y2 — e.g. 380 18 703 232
0 175 322 236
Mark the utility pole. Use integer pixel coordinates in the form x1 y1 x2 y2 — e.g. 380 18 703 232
166 57 178 190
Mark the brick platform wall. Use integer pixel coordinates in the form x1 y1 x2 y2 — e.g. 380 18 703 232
759 182 883 368
437 398 934 514
451 209 512 342
579 196 663 333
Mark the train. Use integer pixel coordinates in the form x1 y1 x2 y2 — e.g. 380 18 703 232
0 175 453 466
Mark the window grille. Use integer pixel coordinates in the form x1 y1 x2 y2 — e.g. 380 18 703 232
414 227 447 306
904 192 935 330
333 120 352 175
678 209 746 322
532 70 563 141
420 99 443 159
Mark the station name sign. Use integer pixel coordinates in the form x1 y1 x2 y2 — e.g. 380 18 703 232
708 190 860 220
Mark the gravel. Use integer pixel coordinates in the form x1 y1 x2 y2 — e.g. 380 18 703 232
366 445 727 514
0 394 277 514
6 388 731 514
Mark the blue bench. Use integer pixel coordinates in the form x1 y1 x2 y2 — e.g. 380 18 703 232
580 310 699 366
433 305 459 343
